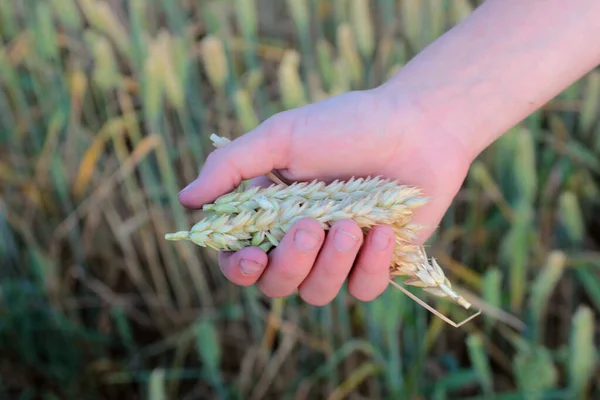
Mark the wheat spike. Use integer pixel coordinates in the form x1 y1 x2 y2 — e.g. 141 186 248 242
166 134 480 326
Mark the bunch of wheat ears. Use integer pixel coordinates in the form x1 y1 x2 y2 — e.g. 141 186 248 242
166 134 481 327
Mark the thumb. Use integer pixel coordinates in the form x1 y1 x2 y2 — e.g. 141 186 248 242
178 115 291 209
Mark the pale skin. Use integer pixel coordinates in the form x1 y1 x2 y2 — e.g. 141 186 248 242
179 0 600 305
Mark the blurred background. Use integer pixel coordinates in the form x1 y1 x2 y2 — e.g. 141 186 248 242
1 0 599 399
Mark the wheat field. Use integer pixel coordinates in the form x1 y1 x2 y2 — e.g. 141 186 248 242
0 1 599 399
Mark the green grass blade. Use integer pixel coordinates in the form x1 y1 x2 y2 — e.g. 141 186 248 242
148 369 167 400
466 333 494 395
50 0 83 31
482 267 503 331
574 268 600 311
569 306 597 397
557 191 585 248
579 70 600 135
195 319 224 394
34 2 60 61
500 201 533 311
514 128 538 204
527 251 566 342
513 345 558 400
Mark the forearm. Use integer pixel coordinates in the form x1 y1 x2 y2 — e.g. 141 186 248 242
383 0 600 159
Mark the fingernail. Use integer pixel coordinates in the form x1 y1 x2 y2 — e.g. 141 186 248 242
371 230 391 251
240 259 263 275
294 229 321 253
333 229 358 252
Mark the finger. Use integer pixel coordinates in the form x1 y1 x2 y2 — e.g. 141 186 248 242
347 225 395 302
298 219 364 306
256 218 325 298
178 114 292 209
218 246 268 286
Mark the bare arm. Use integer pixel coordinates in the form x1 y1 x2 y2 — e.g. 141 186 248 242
382 0 600 160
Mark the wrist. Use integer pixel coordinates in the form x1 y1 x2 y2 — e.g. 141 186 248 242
377 74 487 164
378 0 600 161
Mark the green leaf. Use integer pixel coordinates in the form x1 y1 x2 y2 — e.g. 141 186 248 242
286 0 310 32
148 369 166 400
513 128 538 204
569 306 597 396
482 267 502 330
350 0 375 59
50 0 83 30
111 306 136 353
449 0 473 25
317 39 335 91
34 2 59 60
233 88 259 131
500 201 533 310
466 334 493 395
563 139 600 173
574 268 600 311
400 0 424 50
0 1 17 38
492 127 520 202
329 362 382 400
195 320 221 378
528 251 566 340
513 345 558 400
579 70 600 134
431 369 479 399
557 191 585 247
236 0 258 38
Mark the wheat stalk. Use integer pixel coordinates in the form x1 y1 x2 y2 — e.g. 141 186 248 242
166 134 481 327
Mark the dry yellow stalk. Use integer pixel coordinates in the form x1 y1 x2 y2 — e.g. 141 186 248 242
166 134 481 327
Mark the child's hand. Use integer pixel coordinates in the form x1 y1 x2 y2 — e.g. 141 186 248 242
178 86 472 305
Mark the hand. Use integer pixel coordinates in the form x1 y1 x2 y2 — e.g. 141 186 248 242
182 0 600 306
178 85 473 305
